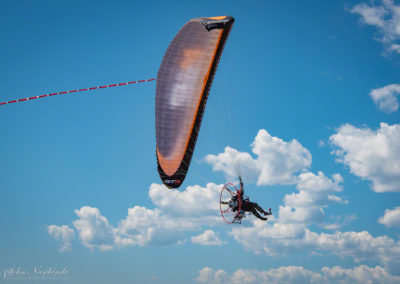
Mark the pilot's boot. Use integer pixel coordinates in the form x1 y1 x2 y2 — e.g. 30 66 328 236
263 208 272 216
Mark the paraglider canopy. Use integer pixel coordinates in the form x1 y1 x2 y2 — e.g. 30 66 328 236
155 16 234 188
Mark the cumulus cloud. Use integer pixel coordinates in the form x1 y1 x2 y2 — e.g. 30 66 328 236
330 122 400 192
195 267 229 283
231 224 400 267
322 265 400 284
202 128 400 268
45 127 400 274
52 130 355 260
149 183 221 217
48 182 226 251
370 84 400 113
46 127 400 272
305 230 400 265
350 0 400 55
205 129 311 185
379 207 400 228
191 230 226 246
230 222 307 256
115 206 187 247
228 181 391 263
69 205 189 249
49 131 348 255
47 225 75 252
73 207 115 251
207 132 347 227
195 265 400 284
279 171 345 225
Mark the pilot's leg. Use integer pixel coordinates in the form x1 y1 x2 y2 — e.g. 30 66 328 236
254 202 268 215
250 203 267 221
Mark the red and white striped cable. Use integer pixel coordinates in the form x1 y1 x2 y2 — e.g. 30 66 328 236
0 78 155 106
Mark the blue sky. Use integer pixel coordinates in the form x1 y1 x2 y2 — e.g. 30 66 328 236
1 0 400 283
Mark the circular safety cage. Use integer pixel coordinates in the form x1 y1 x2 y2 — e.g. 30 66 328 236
220 183 241 224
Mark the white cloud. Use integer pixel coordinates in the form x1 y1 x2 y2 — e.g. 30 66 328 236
351 3 387 28
231 223 400 267
47 225 75 252
389 43 400 53
50 131 344 254
46 127 400 274
51 182 227 251
379 207 400 228
370 84 400 113
350 0 400 55
322 265 400 284
195 265 400 284
52 130 345 253
69 205 189 249
115 183 229 246
305 230 400 265
72 207 115 251
230 222 307 256
191 230 226 246
278 171 345 225
330 122 400 192
205 129 311 186
148 183 221 217
209 128 400 268
115 206 187 247
214 133 349 229
195 267 229 283
205 146 259 184
46 127 400 272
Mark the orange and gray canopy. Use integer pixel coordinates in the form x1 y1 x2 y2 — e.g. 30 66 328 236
156 16 234 188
